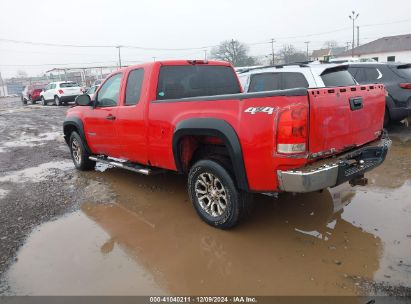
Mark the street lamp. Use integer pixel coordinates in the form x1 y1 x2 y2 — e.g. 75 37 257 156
349 11 359 58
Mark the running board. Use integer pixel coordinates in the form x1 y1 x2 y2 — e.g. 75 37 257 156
89 156 161 175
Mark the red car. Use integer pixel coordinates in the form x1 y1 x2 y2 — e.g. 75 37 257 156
63 60 390 229
22 84 46 104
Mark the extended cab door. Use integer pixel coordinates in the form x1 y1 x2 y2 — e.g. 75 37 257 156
83 73 122 156
114 68 147 163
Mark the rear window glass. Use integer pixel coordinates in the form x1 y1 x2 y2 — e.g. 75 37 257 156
156 65 241 100
60 82 79 88
395 66 411 80
321 69 356 87
249 73 281 92
283 72 309 89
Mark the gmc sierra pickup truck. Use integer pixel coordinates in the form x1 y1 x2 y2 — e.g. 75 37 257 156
64 60 390 229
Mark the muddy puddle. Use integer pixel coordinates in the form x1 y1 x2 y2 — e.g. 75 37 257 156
3 138 411 296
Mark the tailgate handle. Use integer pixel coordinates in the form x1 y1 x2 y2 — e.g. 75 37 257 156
349 97 363 111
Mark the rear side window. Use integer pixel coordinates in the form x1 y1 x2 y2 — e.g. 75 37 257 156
282 72 309 89
125 69 144 105
393 65 411 80
156 65 241 100
321 69 356 87
60 82 79 88
364 68 380 81
249 73 281 92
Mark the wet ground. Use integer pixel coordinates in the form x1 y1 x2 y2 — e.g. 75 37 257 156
0 97 410 296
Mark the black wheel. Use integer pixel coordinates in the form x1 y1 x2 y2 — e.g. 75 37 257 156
22 98 27 105
188 159 253 229
32 100 37 104
54 96 61 106
69 131 95 171
384 108 390 127
41 96 47 106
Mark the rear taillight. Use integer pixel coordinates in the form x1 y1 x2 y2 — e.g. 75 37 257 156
399 83 411 89
277 104 308 154
58 89 64 94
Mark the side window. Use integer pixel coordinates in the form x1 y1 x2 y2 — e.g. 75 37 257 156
96 73 122 107
125 69 144 105
282 72 309 89
44 85 49 91
387 56 395 62
50 84 56 89
348 67 359 78
364 68 380 81
248 73 281 92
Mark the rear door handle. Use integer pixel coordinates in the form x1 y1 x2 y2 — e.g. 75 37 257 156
106 114 116 120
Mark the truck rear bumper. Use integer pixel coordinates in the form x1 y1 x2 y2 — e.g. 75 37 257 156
277 136 391 193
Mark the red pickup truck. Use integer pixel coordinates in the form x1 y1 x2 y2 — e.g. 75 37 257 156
64 60 390 229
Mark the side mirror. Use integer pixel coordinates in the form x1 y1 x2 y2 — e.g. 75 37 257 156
75 94 91 106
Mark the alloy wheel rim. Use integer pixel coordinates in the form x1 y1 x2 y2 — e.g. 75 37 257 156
194 172 228 217
71 139 81 164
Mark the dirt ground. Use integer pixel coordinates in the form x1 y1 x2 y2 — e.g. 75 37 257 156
0 96 410 296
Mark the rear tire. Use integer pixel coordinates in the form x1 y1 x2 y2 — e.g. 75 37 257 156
384 108 390 127
22 98 27 105
69 131 95 171
41 96 47 106
188 159 253 229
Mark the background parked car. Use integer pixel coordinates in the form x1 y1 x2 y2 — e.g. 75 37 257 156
21 86 29 104
40 81 82 106
347 62 411 125
237 63 357 93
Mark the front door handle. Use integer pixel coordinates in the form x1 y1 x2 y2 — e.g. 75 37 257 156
106 114 116 120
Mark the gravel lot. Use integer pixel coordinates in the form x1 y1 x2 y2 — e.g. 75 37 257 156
0 96 410 296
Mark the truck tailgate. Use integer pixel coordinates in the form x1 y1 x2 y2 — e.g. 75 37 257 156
308 85 385 156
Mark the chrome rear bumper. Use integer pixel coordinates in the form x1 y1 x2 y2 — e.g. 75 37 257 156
277 136 391 193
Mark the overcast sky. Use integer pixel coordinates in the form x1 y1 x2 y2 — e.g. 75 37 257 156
0 0 411 77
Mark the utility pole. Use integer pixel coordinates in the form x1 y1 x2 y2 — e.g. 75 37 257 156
270 38 275 65
349 11 359 58
204 49 207 61
304 41 310 61
0 72 4 97
357 26 360 47
116 46 122 68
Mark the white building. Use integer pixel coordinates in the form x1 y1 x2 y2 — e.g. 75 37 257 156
337 33 411 63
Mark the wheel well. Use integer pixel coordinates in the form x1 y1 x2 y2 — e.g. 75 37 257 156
63 124 78 144
177 135 232 173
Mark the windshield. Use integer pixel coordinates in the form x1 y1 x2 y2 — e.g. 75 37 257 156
60 82 79 88
156 65 241 100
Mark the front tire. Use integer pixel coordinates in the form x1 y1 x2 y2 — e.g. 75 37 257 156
54 96 61 106
69 132 96 171
41 96 47 106
188 159 253 229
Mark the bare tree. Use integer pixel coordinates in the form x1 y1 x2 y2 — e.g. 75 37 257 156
211 39 258 67
323 40 339 49
277 45 306 64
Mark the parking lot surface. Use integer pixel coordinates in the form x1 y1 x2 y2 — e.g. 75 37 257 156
0 97 410 295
